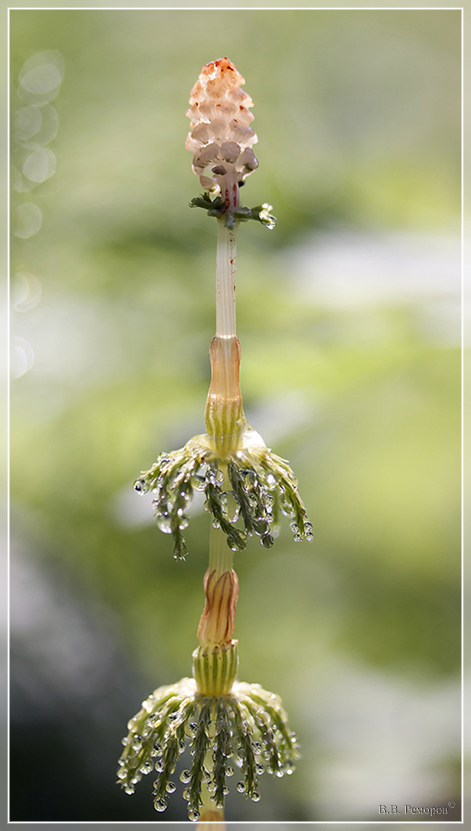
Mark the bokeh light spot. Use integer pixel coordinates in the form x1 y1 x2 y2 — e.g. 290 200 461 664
18 50 64 105
23 148 56 183
14 202 42 238
14 106 42 142
11 336 35 378
20 64 62 95
12 271 42 312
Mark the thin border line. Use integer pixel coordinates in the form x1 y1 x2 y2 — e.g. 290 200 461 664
7 5 464 826
6 6 467 11
7 5 11 827
460 4 465 828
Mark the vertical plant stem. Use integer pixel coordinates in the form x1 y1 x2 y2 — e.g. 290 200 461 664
215 218 238 339
208 521 233 578
199 173 241 827
215 168 240 339
199 772 225 827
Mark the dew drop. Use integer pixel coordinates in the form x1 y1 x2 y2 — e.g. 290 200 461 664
157 513 173 534
154 797 167 812
207 467 223 486
124 786 134 795
180 769 191 784
241 470 257 489
255 763 264 775
166 781 176 794
134 478 148 494
226 766 234 777
236 782 245 793
188 808 200 822
229 505 240 522
251 791 261 802
191 472 206 491
117 769 126 779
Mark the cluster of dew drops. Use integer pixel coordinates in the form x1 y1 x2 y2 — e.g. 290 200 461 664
134 452 313 556
117 687 299 822
134 457 225 535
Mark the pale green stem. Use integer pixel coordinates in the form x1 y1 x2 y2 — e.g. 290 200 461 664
215 169 240 339
198 756 225 825
208 522 233 578
208 463 235 578
215 219 238 338
198 173 242 829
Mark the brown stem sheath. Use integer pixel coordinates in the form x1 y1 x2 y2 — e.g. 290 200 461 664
197 567 239 647
204 335 245 453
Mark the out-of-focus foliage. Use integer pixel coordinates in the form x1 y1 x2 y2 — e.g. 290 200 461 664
10 9 461 823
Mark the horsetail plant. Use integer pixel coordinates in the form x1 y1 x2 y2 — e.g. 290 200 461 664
117 57 311 824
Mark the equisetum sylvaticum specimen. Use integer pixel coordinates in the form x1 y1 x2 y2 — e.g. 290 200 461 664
117 57 312 824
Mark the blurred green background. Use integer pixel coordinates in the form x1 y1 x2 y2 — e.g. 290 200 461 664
10 8 461 823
